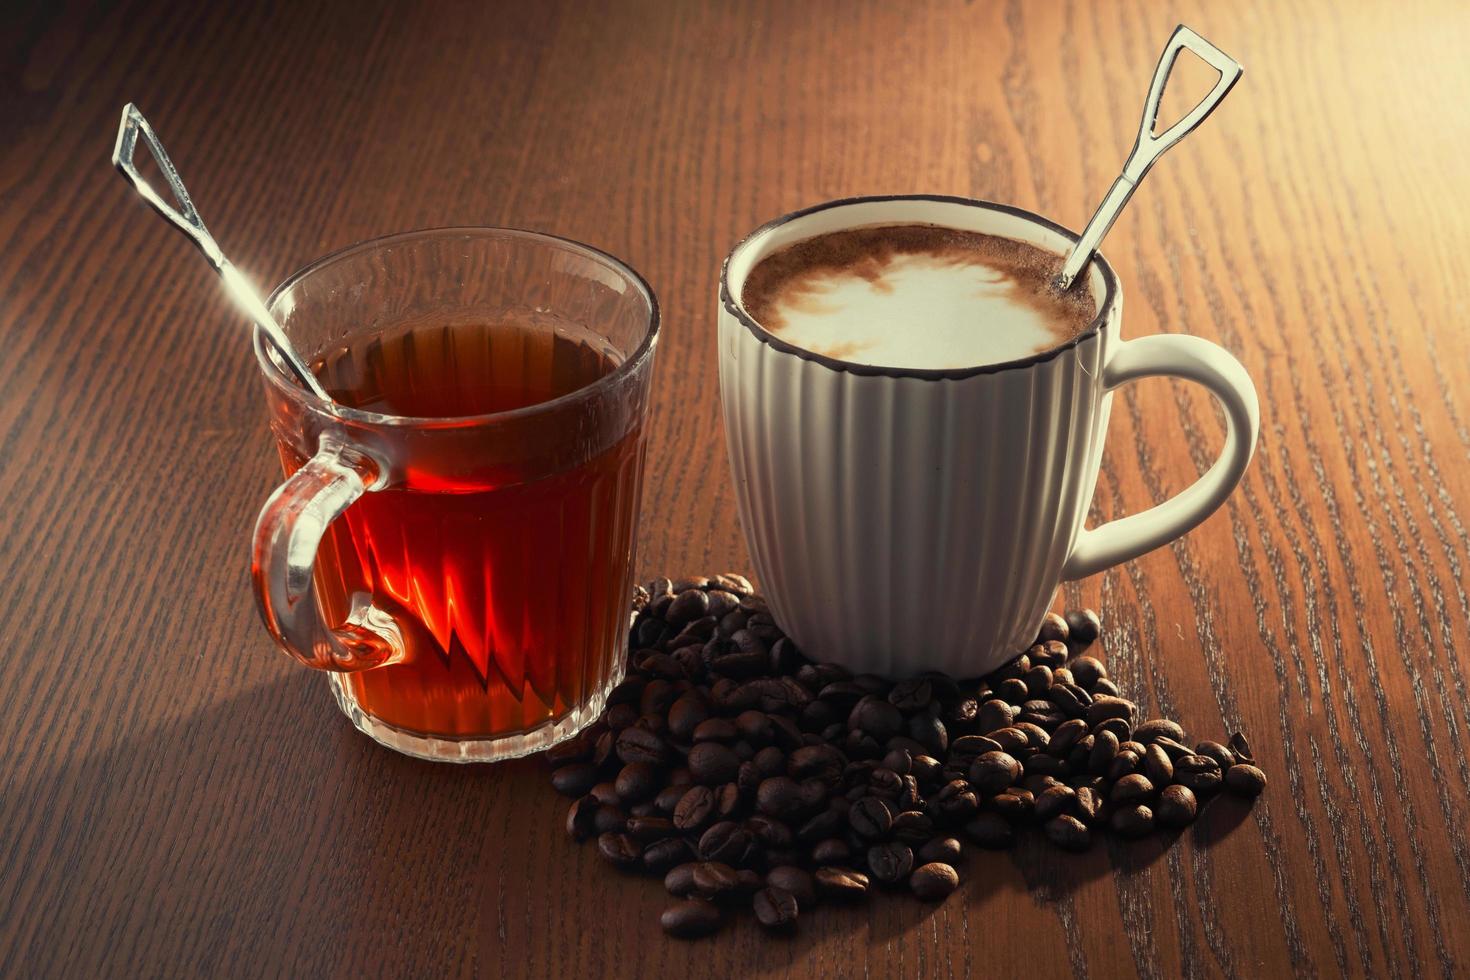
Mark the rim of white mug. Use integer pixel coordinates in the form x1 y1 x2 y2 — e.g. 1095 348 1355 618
719 194 1120 381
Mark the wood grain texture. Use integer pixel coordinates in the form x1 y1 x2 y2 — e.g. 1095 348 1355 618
1 0 1468 976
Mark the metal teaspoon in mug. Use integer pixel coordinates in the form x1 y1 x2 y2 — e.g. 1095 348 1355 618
111 103 336 407
1054 25 1243 292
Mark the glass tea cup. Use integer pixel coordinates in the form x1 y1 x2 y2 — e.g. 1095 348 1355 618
251 228 658 762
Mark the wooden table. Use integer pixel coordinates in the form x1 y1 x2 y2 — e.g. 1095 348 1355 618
4 0 1469 975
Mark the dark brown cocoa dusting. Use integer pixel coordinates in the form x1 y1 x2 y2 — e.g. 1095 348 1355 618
740 223 1096 345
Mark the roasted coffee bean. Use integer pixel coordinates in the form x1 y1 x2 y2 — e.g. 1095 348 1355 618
629 802 658 819
907 862 959 902
1174 755 1224 795
907 713 949 755
1108 750 1141 783
786 743 844 786
1034 784 1078 822
916 836 962 865
1144 744 1174 785
710 572 753 595
991 790 1035 823
688 742 741 785
627 815 677 844
905 758 940 787
1013 722 1050 750
1044 815 1092 852
849 796 895 839
848 697 905 739
667 696 710 740
868 767 904 800
753 746 787 781
698 821 753 864
844 730 884 760
1133 718 1185 743
946 693 981 731
1092 678 1121 697
735 710 773 746
970 751 1022 794
1225 764 1268 797
756 777 807 821
1092 717 1132 743
891 811 935 845
639 679 679 717
1074 786 1104 824
973 699 1013 735
931 781 980 823
593 805 628 835
692 861 742 900
590 781 621 806
703 589 741 620
1047 683 1092 717
614 762 662 804
1093 702 1134 731
1064 609 1101 646
752 887 799 931
765 865 816 904
673 786 716 831
661 898 722 939
888 678 933 712
1068 656 1107 690
950 734 1003 763
1229 731 1255 763
811 838 850 864
616 726 669 766
567 796 600 840
995 678 1031 705
1022 773 1061 796
881 748 914 775
1111 773 1155 804
1155 784 1199 827
1088 730 1120 775
597 832 642 870
644 837 695 872
551 763 599 798
665 862 698 896
691 718 738 744
1021 665 1053 698
965 812 1015 849
1037 612 1069 644
1111 804 1154 838
1048 718 1089 756
815 866 870 901
1195 740 1237 771
1152 736 1193 761
989 728 1030 754
867 842 915 885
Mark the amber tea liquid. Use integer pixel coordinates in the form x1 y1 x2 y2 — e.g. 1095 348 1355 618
278 316 646 739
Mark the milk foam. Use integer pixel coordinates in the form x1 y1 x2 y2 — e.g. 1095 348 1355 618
741 225 1094 371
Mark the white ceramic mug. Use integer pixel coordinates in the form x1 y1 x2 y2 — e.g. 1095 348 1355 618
717 195 1259 678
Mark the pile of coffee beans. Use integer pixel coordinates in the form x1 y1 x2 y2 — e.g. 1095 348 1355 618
548 574 1266 939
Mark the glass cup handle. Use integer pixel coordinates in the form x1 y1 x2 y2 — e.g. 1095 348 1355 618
1062 334 1260 581
251 432 403 671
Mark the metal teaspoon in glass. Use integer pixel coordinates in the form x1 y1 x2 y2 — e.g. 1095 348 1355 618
110 103 337 408
1054 25 1243 292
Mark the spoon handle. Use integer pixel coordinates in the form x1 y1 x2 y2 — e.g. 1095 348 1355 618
1056 26 1243 291
111 104 333 402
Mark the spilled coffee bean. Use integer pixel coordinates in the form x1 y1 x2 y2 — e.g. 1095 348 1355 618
549 574 1266 938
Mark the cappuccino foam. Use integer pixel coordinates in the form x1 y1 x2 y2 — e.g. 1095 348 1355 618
740 224 1095 370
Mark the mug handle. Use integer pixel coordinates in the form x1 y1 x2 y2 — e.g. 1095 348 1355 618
251 431 404 671
1062 334 1259 581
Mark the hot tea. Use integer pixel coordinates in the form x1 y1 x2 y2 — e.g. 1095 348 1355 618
276 314 646 740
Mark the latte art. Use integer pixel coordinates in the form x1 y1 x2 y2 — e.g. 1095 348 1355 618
740 224 1096 370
